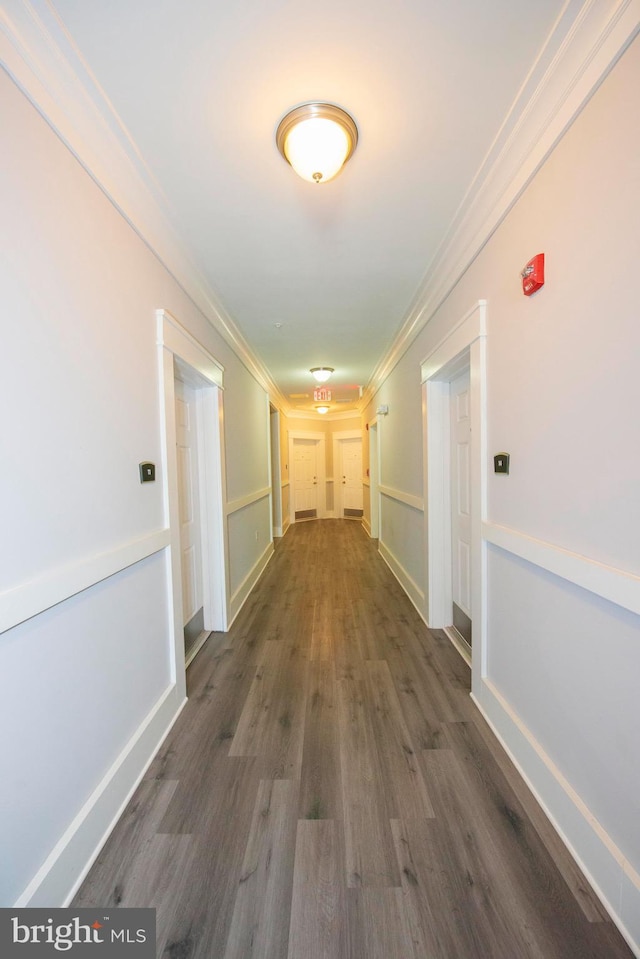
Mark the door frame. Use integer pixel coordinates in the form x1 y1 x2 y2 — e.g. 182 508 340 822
158 310 228 692
173 373 205 661
421 300 487 688
449 365 472 656
332 429 362 518
269 406 283 537
288 430 326 525
368 420 380 538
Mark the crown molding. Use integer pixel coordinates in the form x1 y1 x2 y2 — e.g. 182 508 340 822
0 0 291 413
2 1 637 415
367 0 640 392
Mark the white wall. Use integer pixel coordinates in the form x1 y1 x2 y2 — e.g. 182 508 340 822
228 497 273 601
365 36 640 952
3 10 638 947
0 68 272 906
225 371 270 502
0 554 170 905
364 347 426 610
374 349 424 500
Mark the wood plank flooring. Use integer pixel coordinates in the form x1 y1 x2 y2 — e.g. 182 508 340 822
74 520 633 958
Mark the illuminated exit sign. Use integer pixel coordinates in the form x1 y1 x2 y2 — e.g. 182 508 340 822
313 388 331 402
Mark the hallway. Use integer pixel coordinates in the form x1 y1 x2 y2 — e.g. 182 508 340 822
74 521 632 958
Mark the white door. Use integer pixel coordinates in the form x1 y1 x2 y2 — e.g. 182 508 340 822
269 408 282 535
450 368 472 626
293 439 318 514
175 379 203 628
369 423 379 538
341 438 363 512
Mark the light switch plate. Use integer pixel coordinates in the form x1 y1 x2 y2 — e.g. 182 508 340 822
494 452 510 474
139 462 155 483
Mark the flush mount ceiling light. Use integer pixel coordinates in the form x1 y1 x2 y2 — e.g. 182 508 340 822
276 103 358 184
315 405 330 415
310 366 334 383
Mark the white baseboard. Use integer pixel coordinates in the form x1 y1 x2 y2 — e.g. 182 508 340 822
362 517 372 536
378 539 425 620
227 541 274 627
15 683 187 908
473 679 640 959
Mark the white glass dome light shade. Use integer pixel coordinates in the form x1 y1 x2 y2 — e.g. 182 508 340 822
310 366 334 383
276 103 358 184
315 406 330 414
284 118 349 183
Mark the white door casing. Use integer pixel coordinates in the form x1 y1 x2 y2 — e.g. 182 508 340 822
450 368 472 618
293 439 318 513
288 431 326 526
175 379 203 626
333 430 363 517
368 421 380 538
422 300 487 690
269 408 283 537
340 437 363 513
157 309 228 694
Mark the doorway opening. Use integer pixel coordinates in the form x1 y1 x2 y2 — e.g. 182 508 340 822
368 421 380 538
269 406 283 537
422 300 487 686
289 431 326 525
174 374 206 665
333 431 363 519
448 365 472 661
158 310 227 693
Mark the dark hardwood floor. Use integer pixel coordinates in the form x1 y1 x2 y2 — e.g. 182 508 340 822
74 520 633 958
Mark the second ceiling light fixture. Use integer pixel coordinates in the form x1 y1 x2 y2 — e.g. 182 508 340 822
310 366 334 383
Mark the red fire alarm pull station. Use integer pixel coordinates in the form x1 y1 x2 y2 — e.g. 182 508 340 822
521 253 544 296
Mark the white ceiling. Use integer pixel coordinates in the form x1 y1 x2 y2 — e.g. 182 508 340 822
51 0 565 413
